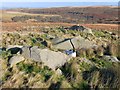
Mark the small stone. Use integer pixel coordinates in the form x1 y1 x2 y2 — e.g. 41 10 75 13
56 68 62 75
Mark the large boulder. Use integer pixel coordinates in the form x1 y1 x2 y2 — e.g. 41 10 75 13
21 46 71 70
69 25 93 34
54 39 72 50
39 49 71 70
69 25 85 31
71 36 94 49
9 55 25 67
21 46 41 62
53 36 96 50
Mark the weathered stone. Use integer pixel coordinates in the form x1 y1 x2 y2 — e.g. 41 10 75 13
9 55 25 67
103 55 119 62
54 36 95 50
69 25 93 34
21 46 41 61
21 46 71 70
21 46 31 59
39 49 71 70
56 68 62 75
69 25 85 31
52 37 64 45
54 39 72 50
30 46 41 62
71 36 94 49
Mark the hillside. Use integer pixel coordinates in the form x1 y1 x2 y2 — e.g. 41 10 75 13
6 6 119 24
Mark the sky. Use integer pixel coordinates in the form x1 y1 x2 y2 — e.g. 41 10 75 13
0 0 119 2
0 1 119 9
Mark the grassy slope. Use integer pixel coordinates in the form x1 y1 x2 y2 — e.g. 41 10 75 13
1 11 61 21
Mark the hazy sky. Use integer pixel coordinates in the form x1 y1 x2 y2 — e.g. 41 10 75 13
0 1 119 9
0 0 119 2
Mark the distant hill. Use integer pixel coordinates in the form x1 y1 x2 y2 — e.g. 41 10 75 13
6 6 119 24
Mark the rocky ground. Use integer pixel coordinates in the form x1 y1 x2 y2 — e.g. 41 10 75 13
0 25 120 89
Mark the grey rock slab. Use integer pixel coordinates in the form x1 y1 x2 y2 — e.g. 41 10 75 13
39 49 71 70
30 46 41 62
9 55 25 67
54 40 73 50
52 37 64 45
21 46 31 59
69 25 85 31
72 36 94 49
69 25 93 34
54 36 95 50
21 46 71 70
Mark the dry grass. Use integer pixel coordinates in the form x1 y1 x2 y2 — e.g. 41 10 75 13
0 11 61 21
1 22 118 33
82 24 118 31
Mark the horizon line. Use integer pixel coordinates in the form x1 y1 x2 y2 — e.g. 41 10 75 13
1 2 119 9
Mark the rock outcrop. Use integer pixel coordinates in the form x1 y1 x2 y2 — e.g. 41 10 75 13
69 25 93 34
21 46 71 70
53 36 96 50
39 49 70 70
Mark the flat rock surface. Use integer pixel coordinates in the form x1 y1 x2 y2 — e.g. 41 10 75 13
21 46 31 59
39 49 70 70
54 36 95 50
21 46 71 70
30 46 41 62
9 55 25 67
